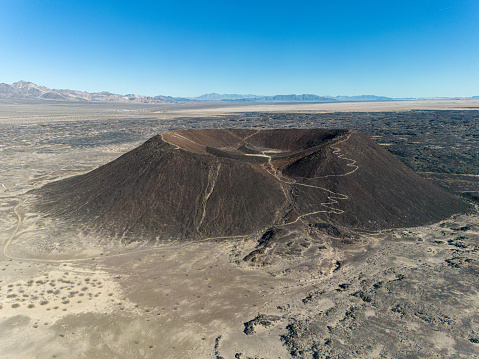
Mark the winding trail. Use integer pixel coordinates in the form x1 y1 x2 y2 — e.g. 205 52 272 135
309 132 359 179
3 130 359 264
160 133 180 150
2 196 249 264
159 129 358 224
240 131 358 224
2 203 248 264
283 132 357 224
242 129 260 142
3 201 23 258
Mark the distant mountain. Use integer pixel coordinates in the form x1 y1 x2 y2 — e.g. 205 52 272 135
160 93 262 102
0 81 403 104
196 93 260 101
263 94 336 102
0 81 169 103
164 93 398 102
334 95 394 102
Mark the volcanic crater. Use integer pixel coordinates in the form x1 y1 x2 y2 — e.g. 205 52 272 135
33 129 470 242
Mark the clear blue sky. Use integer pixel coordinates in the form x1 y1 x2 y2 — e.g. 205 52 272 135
1 0 478 97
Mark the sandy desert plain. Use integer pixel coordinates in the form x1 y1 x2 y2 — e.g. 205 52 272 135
1 99 479 358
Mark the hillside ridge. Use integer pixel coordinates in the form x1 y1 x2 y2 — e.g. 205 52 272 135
32 128 470 242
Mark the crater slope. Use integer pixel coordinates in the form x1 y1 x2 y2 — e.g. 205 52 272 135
33 129 470 241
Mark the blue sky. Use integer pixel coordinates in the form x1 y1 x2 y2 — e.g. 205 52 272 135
1 0 478 97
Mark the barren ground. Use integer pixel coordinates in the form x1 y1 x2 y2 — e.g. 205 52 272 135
1 100 478 358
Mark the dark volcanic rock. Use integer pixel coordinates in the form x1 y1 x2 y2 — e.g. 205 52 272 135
244 314 281 335
32 129 470 241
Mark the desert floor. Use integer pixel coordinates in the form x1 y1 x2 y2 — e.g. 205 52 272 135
1 100 478 358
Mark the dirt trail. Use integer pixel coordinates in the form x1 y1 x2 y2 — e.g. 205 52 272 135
4 131 358 264
239 131 358 224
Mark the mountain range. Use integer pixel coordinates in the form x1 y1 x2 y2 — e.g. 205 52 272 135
1 81 402 103
161 93 397 102
0 81 168 103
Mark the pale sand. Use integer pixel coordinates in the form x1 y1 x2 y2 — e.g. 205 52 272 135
1 98 479 124
166 99 479 116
